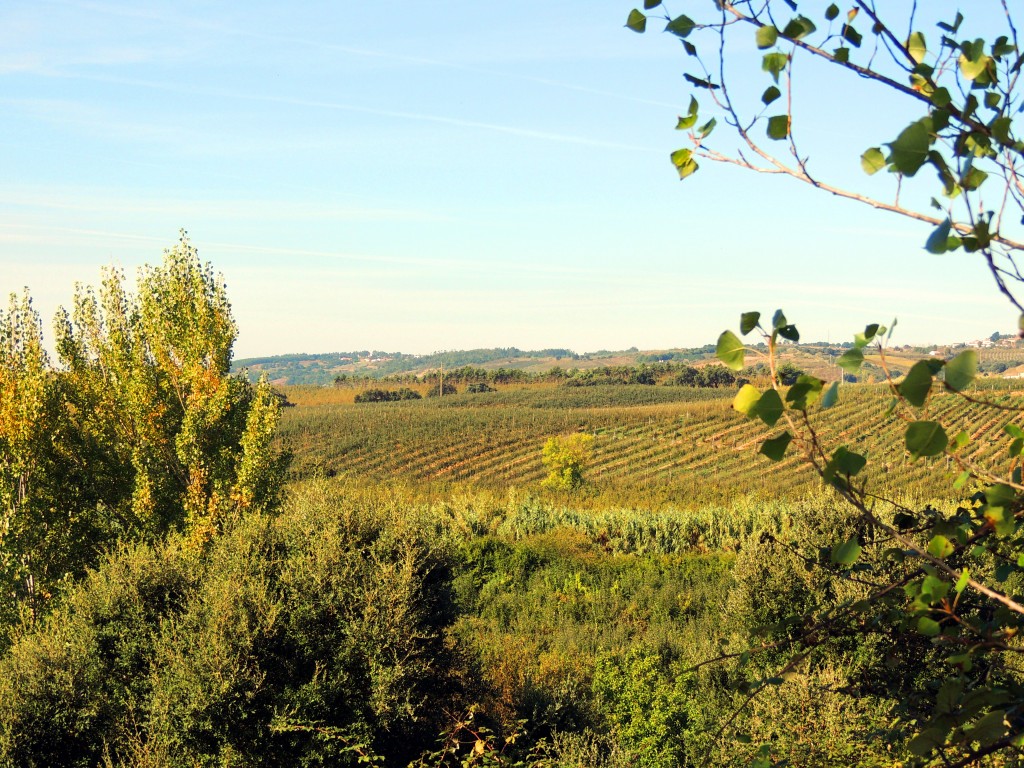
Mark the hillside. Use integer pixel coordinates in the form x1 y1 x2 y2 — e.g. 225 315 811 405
238 340 1024 386
276 379 1024 505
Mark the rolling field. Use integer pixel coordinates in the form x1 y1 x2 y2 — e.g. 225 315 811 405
277 380 1024 503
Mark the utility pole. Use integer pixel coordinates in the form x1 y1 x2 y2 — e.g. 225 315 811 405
439 362 444 398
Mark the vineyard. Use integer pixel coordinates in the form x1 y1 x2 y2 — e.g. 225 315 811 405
277 380 1024 503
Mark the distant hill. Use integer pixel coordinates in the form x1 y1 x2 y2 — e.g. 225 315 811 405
232 346 717 386
234 338 1024 387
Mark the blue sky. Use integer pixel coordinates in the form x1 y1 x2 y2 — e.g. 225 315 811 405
1 0 1016 357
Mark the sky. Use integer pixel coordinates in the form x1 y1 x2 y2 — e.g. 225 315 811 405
1 0 1019 358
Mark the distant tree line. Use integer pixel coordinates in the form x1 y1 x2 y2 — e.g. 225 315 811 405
343 361 809 399
353 387 422 403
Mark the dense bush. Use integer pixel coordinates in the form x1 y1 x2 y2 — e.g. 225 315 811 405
425 382 458 398
353 387 422 403
0 482 459 767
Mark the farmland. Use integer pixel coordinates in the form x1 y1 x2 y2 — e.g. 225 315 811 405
278 379 1024 504
10 337 1024 765
259 375 1024 763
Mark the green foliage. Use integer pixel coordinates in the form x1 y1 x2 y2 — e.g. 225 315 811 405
0 235 285 627
634 2 1024 736
53 233 282 542
426 382 459 398
354 387 422 403
541 434 594 491
0 481 459 767
716 309 1024 764
592 649 687 767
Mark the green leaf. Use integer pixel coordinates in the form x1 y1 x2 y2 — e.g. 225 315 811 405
953 470 971 489
733 384 761 416
756 25 779 49
821 381 839 409
860 147 885 175
759 431 792 461
992 36 1016 58
762 52 789 83
781 16 816 41
761 86 781 105
908 726 945 756
954 568 970 594
991 116 1013 145
944 349 977 392
917 616 941 637
931 87 951 108
670 148 699 179
986 483 1017 507
833 46 849 62
961 166 988 191
959 51 994 82
643 0 661 8
899 360 935 406
716 330 745 371
842 24 862 47
969 710 1008 747
675 96 699 129
825 4 839 21
771 309 787 329
767 114 790 140
626 9 647 33
922 574 950 602
937 12 963 34
937 678 963 715
906 421 948 458
683 73 719 90
831 537 861 565
739 311 761 335
887 119 932 176
697 118 716 138
829 446 866 476
928 535 955 558
776 324 799 342
925 218 952 254
666 14 696 38
907 31 927 64
786 374 824 410
836 348 863 374
854 323 880 347
753 388 784 427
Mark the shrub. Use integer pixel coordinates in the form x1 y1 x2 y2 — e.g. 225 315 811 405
541 434 595 491
0 482 460 767
353 387 421 403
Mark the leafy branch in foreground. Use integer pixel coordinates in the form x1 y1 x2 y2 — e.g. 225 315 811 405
713 310 1024 765
628 1 1024 316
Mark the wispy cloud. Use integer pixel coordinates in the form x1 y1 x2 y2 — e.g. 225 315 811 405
22 72 658 153
0 187 451 223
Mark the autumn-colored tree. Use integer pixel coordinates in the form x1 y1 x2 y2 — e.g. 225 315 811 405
541 433 595 490
0 233 285 628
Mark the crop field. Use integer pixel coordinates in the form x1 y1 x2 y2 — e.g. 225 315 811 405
277 380 1024 503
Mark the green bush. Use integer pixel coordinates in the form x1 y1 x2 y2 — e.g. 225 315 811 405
0 481 459 767
354 387 422 402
